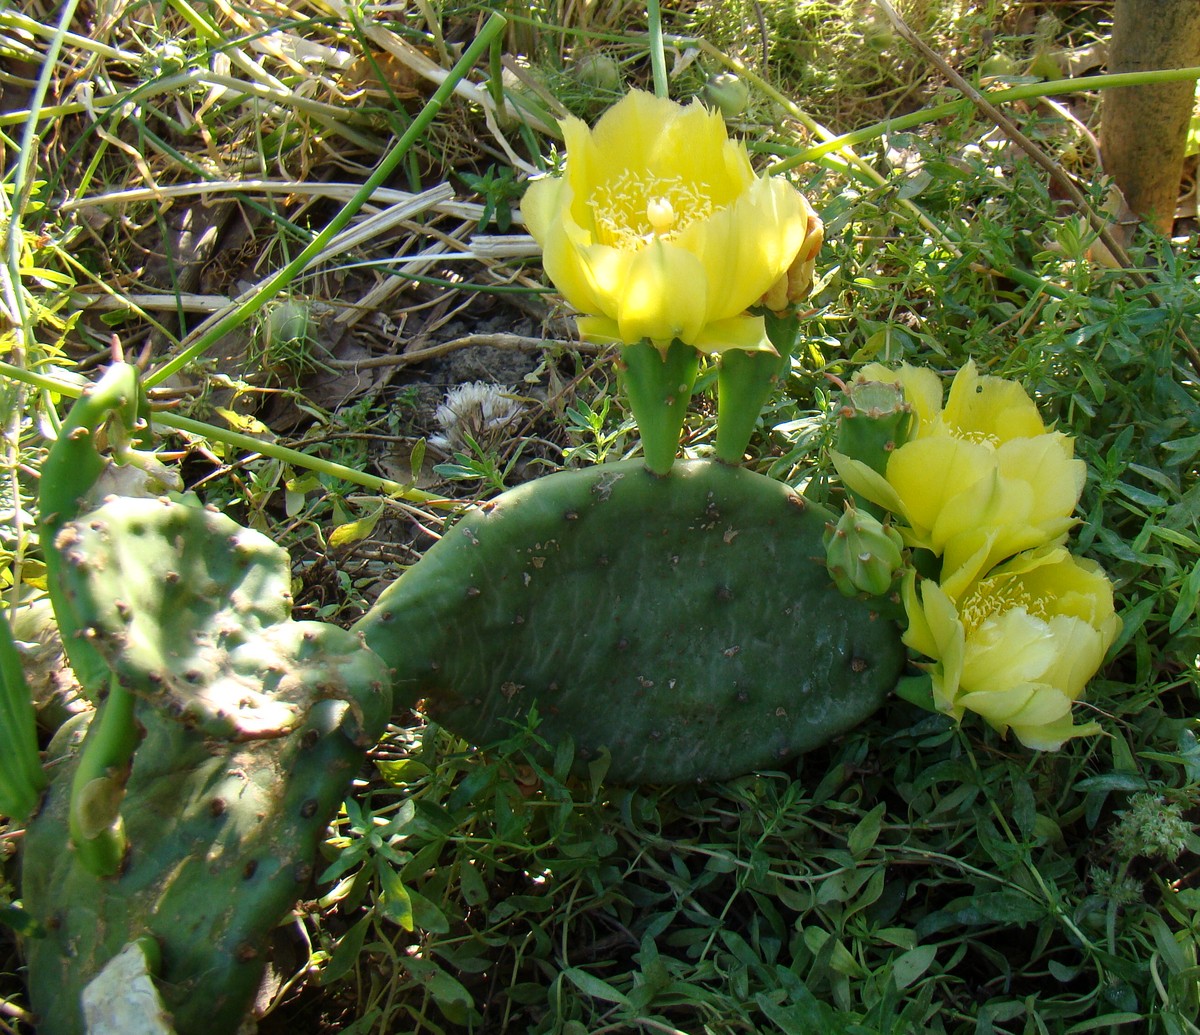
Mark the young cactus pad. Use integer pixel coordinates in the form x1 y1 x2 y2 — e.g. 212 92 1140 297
357 459 905 783
22 496 392 1035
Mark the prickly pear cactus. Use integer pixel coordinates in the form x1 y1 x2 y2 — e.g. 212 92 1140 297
357 459 905 783
22 497 392 1035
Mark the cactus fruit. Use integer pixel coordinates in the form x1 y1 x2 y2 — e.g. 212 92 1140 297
823 500 906 598
618 340 700 475
357 458 905 783
21 496 392 1035
714 343 789 464
833 375 913 478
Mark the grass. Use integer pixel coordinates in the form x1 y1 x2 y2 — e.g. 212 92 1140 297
3 1 1200 1032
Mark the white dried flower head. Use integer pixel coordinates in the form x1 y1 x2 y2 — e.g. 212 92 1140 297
430 381 523 454
1109 793 1191 862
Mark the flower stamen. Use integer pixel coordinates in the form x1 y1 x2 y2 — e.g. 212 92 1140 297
589 170 714 249
959 576 1048 634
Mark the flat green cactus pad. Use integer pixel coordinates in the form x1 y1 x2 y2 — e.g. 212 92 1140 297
22 498 392 1035
358 459 905 783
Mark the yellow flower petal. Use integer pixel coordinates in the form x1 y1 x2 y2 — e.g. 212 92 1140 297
675 175 810 320
902 544 1119 752
1009 715 1102 752
829 450 908 518
575 315 622 345
996 434 1085 526
857 362 943 437
886 434 992 540
520 173 562 246
616 239 708 344
522 89 820 353
957 682 1073 736
940 360 1046 443
690 315 774 354
1038 614 1109 700
960 608 1056 692
906 578 966 706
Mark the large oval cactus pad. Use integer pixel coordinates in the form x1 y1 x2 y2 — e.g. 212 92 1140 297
358 460 904 783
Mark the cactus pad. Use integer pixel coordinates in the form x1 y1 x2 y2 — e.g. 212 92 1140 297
358 459 905 783
22 497 391 1034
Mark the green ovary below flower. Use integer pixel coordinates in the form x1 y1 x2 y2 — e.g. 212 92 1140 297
521 89 821 354
903 546 1121 751
833 361 1085 593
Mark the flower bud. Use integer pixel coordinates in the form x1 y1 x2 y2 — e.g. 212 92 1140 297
824 501 905 598
834 375 913 478
703 73 750 118
760 196 824 311
571 51 621 94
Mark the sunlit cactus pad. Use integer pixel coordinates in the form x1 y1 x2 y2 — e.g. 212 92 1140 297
359 459 905 782
22 497 392 1035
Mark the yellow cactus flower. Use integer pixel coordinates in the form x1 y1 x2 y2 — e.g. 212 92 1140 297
521 90 822 353
903 546 1121 751
833 361 1085 592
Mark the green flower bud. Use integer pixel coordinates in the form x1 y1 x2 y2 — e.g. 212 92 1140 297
823 501 905 598
571 51 622 94
703 73 750 118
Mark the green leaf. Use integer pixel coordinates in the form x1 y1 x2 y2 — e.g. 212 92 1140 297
409 888 450 934
755 990 830 1032
375 758 431 785
319 913 372 986
1073 773 1148 794
1064 1014 1144 1033
970 891 1045 924
374 859 413 930
0 607 47 822
0 903 44 939
329 502 384 549
458 860 489 907
1169 558 1200 634
1146 912 1191 975
895 673 935 711
848 802 886 858
891 944 936 990
409 437 427 481
563 967 631 1006
1109 594 1158 657
427 969 473 1012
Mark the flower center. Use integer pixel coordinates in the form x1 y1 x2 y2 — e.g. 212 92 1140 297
589 170 714 249
951 427 1000 447
958 576 1048 635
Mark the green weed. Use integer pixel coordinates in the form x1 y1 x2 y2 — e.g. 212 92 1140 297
2 1 1199 1032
